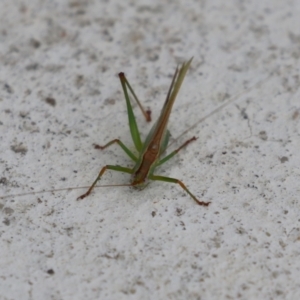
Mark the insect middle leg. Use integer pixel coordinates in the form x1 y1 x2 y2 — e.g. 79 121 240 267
94 139 138 161
77 165 133 200
157 136 197 167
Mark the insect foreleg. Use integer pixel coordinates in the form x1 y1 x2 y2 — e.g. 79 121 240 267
77 165 133 200
149 174 210 206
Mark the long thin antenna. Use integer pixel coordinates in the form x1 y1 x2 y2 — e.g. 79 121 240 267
169 70 276 147
0 184 132 200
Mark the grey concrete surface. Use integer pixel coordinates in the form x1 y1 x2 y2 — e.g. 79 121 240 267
0 0 300 299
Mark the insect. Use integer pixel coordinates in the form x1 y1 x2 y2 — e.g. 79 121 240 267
77 58 210 206
0 61 273 203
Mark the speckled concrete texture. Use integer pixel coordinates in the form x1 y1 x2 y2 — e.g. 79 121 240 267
1 0 300 299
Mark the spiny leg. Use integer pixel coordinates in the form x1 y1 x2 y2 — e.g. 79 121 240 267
94 139 138 161
119 72 152 122
149 174 210 206
77 165 133 200
157 136 197 167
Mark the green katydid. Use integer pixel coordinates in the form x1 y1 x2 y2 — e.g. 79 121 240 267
77 58 210 206
0 63 274 202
